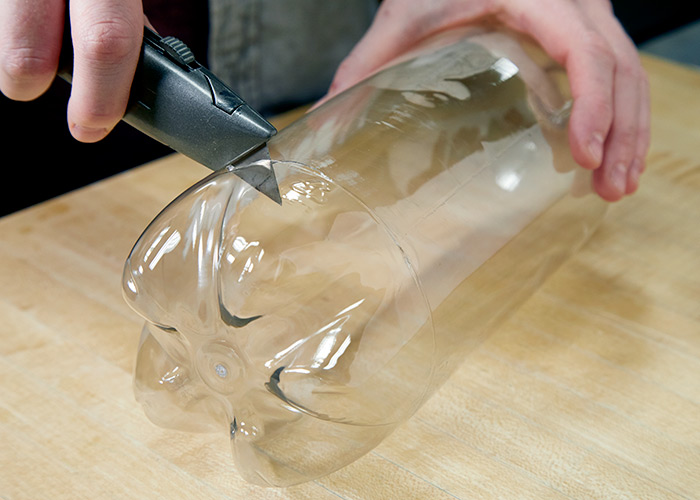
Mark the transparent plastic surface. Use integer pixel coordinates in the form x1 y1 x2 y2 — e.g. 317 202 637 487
122 28 607 487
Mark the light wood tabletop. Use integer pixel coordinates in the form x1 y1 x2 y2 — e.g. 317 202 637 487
1 53 699 499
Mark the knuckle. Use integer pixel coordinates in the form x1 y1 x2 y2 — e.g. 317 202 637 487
582 32 615 68
375 0 399 23
589 95 614 121
1 46 54 84
616 59 642 80
575 94 613 134
73 96 123 126
76 18 139 64
614 127 638 156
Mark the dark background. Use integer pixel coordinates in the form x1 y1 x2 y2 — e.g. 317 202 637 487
2 1 699 216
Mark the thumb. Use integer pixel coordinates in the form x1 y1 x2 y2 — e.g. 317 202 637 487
324 0 495 102
325 13 411 101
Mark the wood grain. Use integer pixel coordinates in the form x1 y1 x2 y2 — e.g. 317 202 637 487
1 54 698 499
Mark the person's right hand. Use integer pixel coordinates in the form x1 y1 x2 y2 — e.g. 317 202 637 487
0 0 145 142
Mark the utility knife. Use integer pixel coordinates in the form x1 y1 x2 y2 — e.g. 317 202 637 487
59 25 282 204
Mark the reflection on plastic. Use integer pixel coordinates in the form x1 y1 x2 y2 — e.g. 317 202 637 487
122 27 607 487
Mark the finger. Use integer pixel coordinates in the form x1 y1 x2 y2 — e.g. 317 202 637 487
67 0 143 142
495 0 616 171
592 66 640 201
0 0 65 100
325 4 420 99
578 0 646 200
599 68 646 200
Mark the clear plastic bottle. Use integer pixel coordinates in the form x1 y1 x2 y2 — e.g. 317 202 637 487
122 27 606 487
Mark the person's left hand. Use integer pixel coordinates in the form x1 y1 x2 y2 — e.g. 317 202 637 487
323 0 650 202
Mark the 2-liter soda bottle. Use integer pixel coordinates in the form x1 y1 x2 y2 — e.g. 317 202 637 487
123 26 607 486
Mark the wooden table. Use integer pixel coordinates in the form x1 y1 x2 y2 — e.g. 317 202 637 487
1 54 699 499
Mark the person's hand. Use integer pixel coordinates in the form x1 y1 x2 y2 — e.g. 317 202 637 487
0 0 145 142
325 0 650 202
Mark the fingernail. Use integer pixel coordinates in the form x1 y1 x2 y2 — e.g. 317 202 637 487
610 162 627 193
588 133 605 166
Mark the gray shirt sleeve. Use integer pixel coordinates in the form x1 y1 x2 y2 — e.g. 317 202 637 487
208 0 377 115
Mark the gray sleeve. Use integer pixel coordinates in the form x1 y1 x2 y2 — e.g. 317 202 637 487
208 0 377 115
